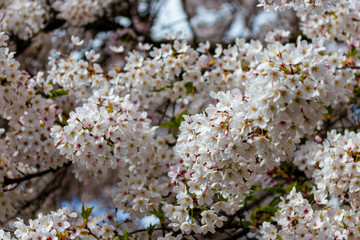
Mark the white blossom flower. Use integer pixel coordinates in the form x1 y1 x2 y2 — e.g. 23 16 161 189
110 45 124 53
71 36 84 46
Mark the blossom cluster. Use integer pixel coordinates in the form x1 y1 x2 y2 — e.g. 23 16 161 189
3 95 68 169
51 91 155 171
258 0 337 13
110 39 207 113
0 0 359 238
0 31 67 170
0 31 31 123
10 208 76 240
294 140 324 178
46 51 109 102
52 0 118 26
264 29 290 44
113 172 171 218
294 130 360 209
174 37 353 220
0 31 69 222
0 0 48 40
300 0 360 46
110 38 262 116
260 188 360 240
0 207 128 240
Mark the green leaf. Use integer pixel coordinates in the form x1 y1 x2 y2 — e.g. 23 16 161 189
308 193 315 204
250 205 278 223
50 89 68 99
81 203 85 219
149 203 164 223
268 217 276 223
152 86 166 92
159 121 178 130
250 185 261 192
297 182 310 192
241 220 251 228
118 228 131 240
250 209 258 222
350 46 358 58
146 224 156 238
269 196 282 207
325 105 334 115
286 182 297 192
244 195 258 202
157 203 164 221
81 203 94 220
160 109 188 131
259 206 277 213
184 82 195 94
172 133 179 140
175 109 188 126
265 186 287 195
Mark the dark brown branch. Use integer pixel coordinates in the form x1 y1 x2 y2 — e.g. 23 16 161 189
158 99 171 125
84 17 123 33
240 0 262 38
14 18 66 57
3 161 72 190
122 0 155 43
318 108 349 139
0 167 67 225
337 65 360 69
220 1 238 41
224 229 248 240
129 227 171 235
181 0 198 44
14 0 66 57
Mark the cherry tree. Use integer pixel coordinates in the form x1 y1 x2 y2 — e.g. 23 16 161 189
0 0 360 239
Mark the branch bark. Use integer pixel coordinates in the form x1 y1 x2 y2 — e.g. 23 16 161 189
3 161 72 190
181 0 198 44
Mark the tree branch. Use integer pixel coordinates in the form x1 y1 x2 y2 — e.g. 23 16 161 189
3 161 72 190
0 167 68 225
129 227 171 235
337 65 360 69
220 0 238 41
181 0 198 44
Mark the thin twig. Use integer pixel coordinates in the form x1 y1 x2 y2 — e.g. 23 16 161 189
158 99 171 125
129 227 170 235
